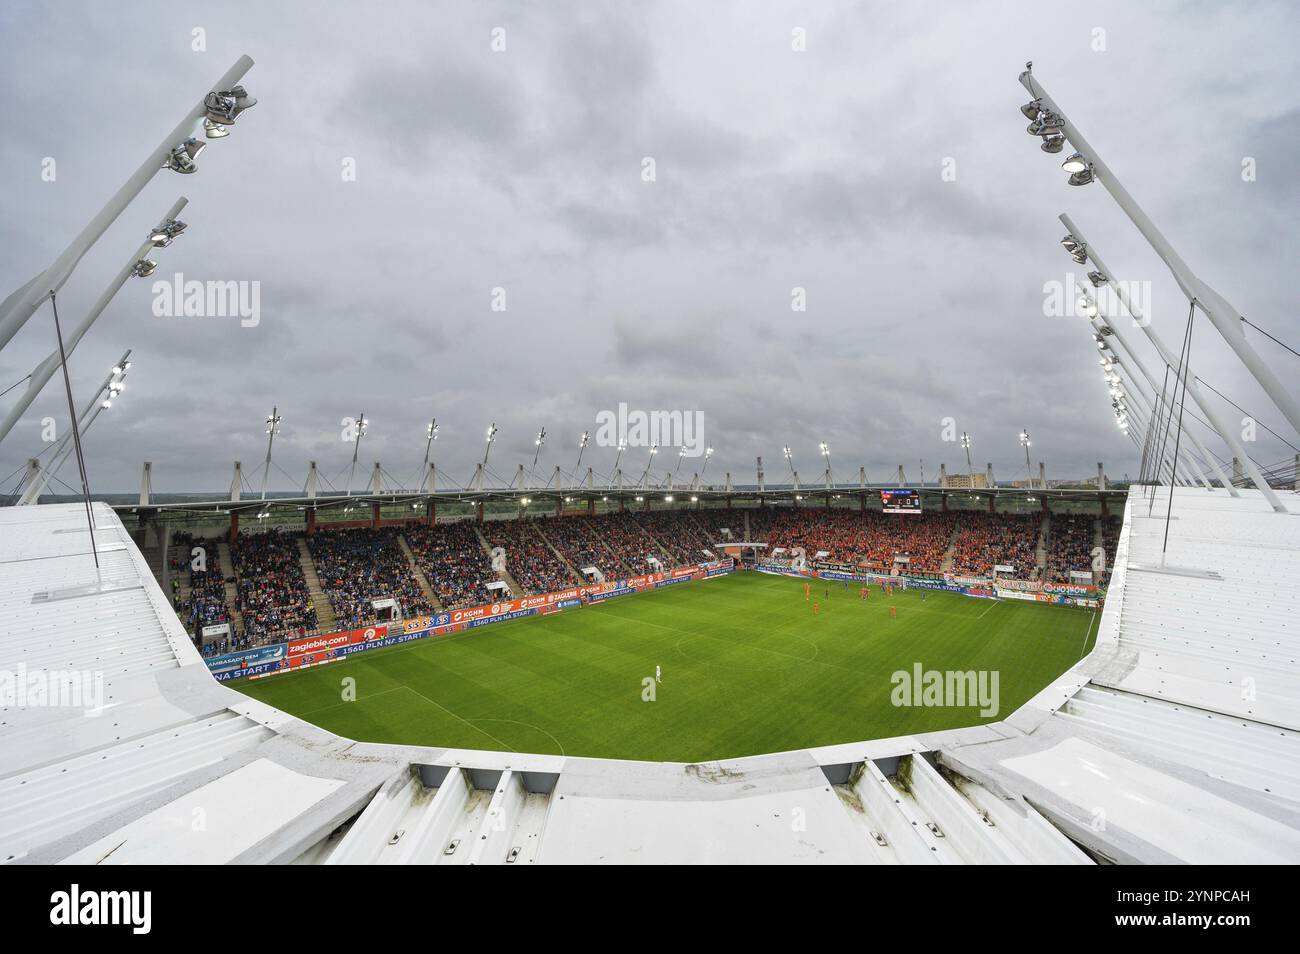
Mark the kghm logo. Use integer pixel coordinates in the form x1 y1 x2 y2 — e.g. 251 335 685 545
890 663 1001 717
594 402 705 456
49 884 151 935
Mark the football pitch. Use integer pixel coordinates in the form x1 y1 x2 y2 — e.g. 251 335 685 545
231 571 1098 762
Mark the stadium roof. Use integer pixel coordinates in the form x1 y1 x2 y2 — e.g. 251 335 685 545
3 487 1298 864
110 483 1127 523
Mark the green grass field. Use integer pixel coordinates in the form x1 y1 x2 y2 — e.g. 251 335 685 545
231 572 1097 762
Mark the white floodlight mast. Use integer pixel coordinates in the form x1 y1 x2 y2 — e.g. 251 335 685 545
19 350 131 505
260 406 281 500
1099 340 1205 487
0 197 188 445
1084 305 1213 488
1021 67 1300 437
1062 215 1283 512
0 56 253 354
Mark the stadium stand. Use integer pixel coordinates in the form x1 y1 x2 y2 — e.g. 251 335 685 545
947 511 1041 578
308 526 435 625
172 508 1113 649
1100 513 1121 579
537 515 620 580
404 521 498 609
231 528 320 644
480 518 575 594
633 510 714 565
173 531 232 647
1043 513 1097 583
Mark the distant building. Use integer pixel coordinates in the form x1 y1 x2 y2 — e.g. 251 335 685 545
940 472 988 489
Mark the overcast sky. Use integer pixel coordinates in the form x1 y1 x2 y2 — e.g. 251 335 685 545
1 0 1297 496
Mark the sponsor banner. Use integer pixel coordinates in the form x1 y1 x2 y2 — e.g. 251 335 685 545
201 622 230 639
467 607 537 628
993 563 1016 574
654 574 695 589
996 578 1041 593
404 617 433 634
287 625 387 658
1043 580 1097 596
587 586 635 603
204 643 286 674
996 587 1039 602
819 569 874 583
755 564 809 578
213 660 282 681
814 560 868 575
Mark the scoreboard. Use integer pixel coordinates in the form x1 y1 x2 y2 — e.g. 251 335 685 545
880 488 922 514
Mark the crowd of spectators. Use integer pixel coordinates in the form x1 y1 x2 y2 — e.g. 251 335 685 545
599 512 667 575
1042 514 1097 583
948 512 1041 578
480 518 574 595
1100 514 1121 579
230 528 319 642
537 515 619 581
632 510 714 565
308 526 434 626
173 531 231 638
405 521 498 609
751 508 957 573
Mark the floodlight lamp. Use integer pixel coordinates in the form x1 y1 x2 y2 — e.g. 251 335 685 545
111 365 122 375
204 85 257 125
163 138 205 174
705 447 714 458
1060 234 1079 252
1020 99 1042 120
1087 270 1107 287
1067 165 1097 187
132 260 158 278
101 399 112 409
1027 113 1064 137
1061 152 1088 174
665 495 673 502
203 118 229 139
690 496 698 502
149 219 186 246
1040 133 1065 154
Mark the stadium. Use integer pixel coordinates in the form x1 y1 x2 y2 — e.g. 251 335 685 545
1 3 1298 884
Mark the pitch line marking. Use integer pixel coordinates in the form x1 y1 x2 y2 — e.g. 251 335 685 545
296 685 406 719
1078 610 1099 661
474 718 567 757
401 686 518 752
